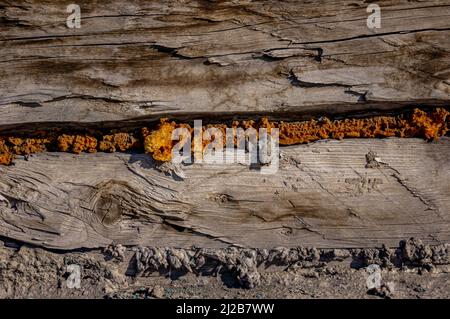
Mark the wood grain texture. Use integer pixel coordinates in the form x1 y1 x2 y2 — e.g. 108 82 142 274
1 1 450 250
1 137 449 250
0 0 449 128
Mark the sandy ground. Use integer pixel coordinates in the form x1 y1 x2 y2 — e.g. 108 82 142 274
1 238 449 299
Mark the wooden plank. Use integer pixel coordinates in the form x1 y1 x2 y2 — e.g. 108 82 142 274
0 0 449 127
1 137 449 250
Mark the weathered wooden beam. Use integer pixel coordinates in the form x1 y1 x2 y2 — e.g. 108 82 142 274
0 0 449 127
1 137 449 250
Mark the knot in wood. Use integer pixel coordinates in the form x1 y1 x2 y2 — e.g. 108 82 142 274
93 183 125 225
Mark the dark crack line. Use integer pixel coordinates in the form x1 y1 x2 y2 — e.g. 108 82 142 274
291 27 450 46
391 173 437 212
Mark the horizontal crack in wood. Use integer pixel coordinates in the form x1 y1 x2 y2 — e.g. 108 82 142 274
0 107 448 165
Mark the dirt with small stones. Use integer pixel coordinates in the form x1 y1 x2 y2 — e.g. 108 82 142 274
1 238 449 299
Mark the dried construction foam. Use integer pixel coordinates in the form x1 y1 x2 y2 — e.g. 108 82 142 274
0 108 448 165
143 108 449 161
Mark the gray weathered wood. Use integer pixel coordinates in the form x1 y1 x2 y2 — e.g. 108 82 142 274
1 138 449 250
1 1 449 250
0 0 449 128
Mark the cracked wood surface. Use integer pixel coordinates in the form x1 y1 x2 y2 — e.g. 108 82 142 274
0 0 449 128
1 1 450 250
1 138 449 250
